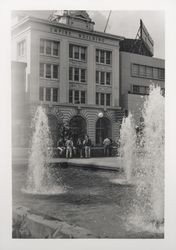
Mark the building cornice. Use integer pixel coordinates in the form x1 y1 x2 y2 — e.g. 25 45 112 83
12 15 124 41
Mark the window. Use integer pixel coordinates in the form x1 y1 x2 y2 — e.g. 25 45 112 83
40 63 44 77
46 64 51 78
96 71 99 84
96 93 111 106
74 46 79 59
146 66 153 78
69 90 73 103
106 51 111 64
80 47 86 61
100 51 105 63
158 68 165 80
100 93 105 105
69 67 86 83
69 67 73 81
69 44 86 61
132 85 149 95
74 68 79 81
53 42 59 56
131 64 139 76
100 72 105 85
17 40 26 57
106 93 111 106
81 69 86 82
46 41 52 55
69 90 86 104
81 91 86 104
96 49 112 65
39 63 59 79
40 39 59 56
96 71 111 85
133 85 140 94
46 88 51 101
131 63 165 81
139 65 146 77
39 87 44 101
74 90 79 103
53 88 58 102
53 65 59 79
106 72 111 85
96 50 99 63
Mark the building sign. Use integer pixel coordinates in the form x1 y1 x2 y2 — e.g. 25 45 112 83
50 27 105 43
140 19 154 56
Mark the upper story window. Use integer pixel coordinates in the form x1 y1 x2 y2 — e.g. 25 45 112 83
69 44 86 61
96 49 112 65
96 71 111 85
131 63 165 81
39 87 58 102
69 67 86 83
17 40 26 57
69 90 86 104
40 63 59 79
96 92 111 106
40 39 59 56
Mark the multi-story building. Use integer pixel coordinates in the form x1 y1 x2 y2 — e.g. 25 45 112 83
11 11 124 146
11 11 165 148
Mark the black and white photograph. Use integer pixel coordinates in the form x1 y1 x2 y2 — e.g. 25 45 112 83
0 0 176 249
11 9 165 239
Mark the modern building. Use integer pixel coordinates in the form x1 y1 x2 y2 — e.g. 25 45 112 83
11 11 165 147
11 10 125 146
119 51 165 123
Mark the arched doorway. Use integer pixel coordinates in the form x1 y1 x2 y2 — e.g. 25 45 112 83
96 117 112 145
69 116 87 145
47 114 61 147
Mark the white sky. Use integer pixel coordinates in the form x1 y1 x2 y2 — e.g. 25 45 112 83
13 10 165 59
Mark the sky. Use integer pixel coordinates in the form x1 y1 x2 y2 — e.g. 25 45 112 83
13 10 165 59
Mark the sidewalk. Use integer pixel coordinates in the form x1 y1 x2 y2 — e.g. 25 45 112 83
51 157 123 171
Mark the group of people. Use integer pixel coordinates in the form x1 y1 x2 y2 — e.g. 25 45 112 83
57 135 92 159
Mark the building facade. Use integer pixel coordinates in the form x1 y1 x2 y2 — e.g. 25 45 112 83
11 11 125 146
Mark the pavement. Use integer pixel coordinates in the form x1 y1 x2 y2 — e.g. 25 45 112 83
51 157 123 171
12 147 123 171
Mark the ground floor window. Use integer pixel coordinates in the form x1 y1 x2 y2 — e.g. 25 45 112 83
96 117 112 145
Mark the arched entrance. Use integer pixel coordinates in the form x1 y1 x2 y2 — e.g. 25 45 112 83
47 114 61 147
69 116 87 145
96 117 112 145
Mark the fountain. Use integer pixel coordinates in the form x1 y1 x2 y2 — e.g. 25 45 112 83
134 85 164 228
117 85 164 233
22 106 65 195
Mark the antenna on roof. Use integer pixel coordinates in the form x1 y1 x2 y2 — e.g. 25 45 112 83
104 10 111 33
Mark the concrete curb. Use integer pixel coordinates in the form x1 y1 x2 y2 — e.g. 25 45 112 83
13 206 97 238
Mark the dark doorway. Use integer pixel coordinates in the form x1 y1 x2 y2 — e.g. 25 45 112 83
69 116 87 145
47 114 60 147
96 117 111 145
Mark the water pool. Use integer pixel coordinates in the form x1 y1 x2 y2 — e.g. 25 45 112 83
12 163 164 238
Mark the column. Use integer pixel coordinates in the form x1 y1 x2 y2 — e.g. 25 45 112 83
112 45 120 107
87 44 96 105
